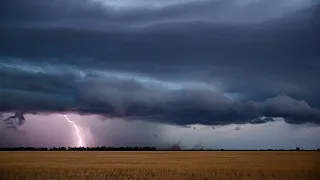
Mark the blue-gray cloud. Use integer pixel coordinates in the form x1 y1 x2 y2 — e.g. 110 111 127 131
1 0 320 125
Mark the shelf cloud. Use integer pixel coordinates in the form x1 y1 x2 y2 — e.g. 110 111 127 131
1 0 320 126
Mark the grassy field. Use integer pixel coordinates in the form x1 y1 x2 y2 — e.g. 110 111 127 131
0 151 319 180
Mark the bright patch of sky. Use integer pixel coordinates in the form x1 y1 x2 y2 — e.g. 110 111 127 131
92 0 202 9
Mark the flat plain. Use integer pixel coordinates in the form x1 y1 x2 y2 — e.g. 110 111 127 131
0 151 319 180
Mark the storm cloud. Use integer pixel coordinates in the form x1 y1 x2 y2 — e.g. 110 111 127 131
1 0 320 126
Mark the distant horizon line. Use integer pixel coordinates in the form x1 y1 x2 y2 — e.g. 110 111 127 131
0 146 319 151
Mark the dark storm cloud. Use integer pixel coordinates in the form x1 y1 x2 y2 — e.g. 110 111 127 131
1 66 320 125
1 0 320 125
1 0 315 24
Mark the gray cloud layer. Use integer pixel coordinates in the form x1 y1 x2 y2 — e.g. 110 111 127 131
1 0 320 125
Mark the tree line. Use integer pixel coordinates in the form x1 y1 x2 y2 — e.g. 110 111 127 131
0 146 157 151
0 146 318 151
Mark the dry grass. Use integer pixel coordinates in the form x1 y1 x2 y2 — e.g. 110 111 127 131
0 151 319 180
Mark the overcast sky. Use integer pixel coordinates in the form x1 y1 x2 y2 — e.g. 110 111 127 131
0 0 319 149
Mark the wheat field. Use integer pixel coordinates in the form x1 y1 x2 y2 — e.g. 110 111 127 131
0 151 319 180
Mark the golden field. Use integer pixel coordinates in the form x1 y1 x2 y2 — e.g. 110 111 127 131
0 151 319 180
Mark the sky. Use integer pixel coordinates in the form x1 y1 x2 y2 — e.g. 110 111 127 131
0 0 319 149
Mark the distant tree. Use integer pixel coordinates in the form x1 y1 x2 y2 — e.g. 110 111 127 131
296 147 301 151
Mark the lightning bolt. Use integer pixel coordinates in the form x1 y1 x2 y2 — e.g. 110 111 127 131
63 115 84 147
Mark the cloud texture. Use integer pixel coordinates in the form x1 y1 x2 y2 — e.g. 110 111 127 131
1 0 320 125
